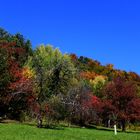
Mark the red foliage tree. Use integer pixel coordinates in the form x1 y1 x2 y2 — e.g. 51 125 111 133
0 42 34 120
102 78 140 131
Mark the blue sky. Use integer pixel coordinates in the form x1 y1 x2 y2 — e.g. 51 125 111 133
0 0 140 74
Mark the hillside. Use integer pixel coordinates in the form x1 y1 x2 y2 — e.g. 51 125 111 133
0 27 140 132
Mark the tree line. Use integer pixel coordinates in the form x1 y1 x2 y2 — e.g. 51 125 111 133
0 28 140 131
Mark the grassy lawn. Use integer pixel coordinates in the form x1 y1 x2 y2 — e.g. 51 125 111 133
0 123 140 140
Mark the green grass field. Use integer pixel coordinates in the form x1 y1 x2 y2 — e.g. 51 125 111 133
0 123 140 140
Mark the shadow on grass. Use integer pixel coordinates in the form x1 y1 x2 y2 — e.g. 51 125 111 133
82 124 116 132
21 122 65 130
43 125 65 130
84 124 140 134
125 131 140 134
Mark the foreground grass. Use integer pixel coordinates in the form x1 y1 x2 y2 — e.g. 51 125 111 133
0 123 140 140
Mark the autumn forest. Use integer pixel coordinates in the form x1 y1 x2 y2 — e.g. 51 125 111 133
0 28 140 132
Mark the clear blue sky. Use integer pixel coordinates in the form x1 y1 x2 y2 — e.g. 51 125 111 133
0 0 140 74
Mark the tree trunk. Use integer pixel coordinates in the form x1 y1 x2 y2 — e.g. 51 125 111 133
108 119 111 128
37 113 42 128
121 119 126 132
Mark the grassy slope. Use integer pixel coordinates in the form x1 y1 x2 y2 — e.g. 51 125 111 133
0 123 140 140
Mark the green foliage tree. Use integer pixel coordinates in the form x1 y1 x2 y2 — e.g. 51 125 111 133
27 45 76 127
89 75 107 98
